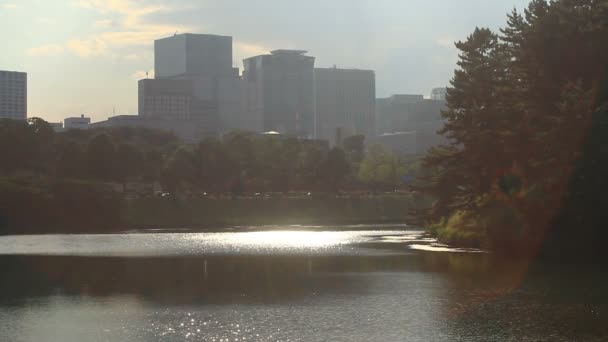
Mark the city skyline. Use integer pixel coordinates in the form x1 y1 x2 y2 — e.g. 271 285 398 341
0 0 529 122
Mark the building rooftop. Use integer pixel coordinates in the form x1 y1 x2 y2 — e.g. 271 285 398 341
270 49 308 55
155 32 232 42
0 70 27 74
379 131 416 137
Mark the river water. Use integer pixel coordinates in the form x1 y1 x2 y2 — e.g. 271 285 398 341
0 226 606 341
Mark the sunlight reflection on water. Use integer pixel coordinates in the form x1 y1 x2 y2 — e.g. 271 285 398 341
0 228 420 257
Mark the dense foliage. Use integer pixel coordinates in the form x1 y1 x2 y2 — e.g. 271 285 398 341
417 0 608 258
0 120 418 233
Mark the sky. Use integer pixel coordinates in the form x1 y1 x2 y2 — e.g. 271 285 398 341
0 0 530 123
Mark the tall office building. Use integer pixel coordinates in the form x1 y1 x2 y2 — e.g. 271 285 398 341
314 67 376 146
137 33 244 138
243 50 315 138
0 70 27 120
155 33 235 79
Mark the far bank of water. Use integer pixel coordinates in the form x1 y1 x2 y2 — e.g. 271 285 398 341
122 197 421 229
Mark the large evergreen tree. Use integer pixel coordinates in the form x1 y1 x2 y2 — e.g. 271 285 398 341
418 0 608 255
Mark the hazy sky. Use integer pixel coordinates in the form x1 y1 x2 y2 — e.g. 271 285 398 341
0 0 529 122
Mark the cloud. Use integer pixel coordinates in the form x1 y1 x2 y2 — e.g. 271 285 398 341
234 42 270 61
436 37 456 48
94 19 113 28
62 0 190 58
67 38 108 57
1 3 18 9
35 17 57 24
123 53 145 61
132 69 154 80
26 44 65 57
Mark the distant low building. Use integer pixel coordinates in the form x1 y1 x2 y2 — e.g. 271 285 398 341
90 114 211 143
48 122 64 132
64 115 91 130
431 87 448 101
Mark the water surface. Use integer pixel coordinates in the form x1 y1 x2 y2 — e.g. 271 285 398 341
0 227 606 341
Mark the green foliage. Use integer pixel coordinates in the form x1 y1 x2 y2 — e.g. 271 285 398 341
358 144 406 191
418 0 608 255
342 134 366 164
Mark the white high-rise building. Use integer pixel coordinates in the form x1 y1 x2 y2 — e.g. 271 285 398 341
0 70 27 120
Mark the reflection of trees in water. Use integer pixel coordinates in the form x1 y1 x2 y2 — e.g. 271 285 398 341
417 252 608 340
0 255 414 305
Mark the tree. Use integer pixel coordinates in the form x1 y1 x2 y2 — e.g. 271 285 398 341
342 135 365 164
298 141 328 191
115 143 143 182
85 133 118 181
161 146 198 195
417 0 608 254
0 119 36 174
197 138 231 193
358 144 405 192
319 147 350 193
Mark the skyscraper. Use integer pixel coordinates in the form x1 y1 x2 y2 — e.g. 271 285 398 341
155 33 235 79
243 50 315 138
138 33 243 137
0 70 27 120
314 67 375 145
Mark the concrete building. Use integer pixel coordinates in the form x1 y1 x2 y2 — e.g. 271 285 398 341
151 33 244 136
155 33 235 79
138 78 195 120
90 114 209 143
0 70 27 120
314 67 375 146
375 94 447 155
48 122 64 132
376 95 422 135
243 50 315 138
376 95 444 134
64 115 91 130
431 87 448 101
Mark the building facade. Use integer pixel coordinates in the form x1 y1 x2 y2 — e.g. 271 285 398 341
64 115 91 130
0 70 27 120
91 115 209 143
243 50 315 138
314 67 375 146
375 94 447 155
138 79 195 120
152 33 244 135
431 87 448 101
155 33 235 79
